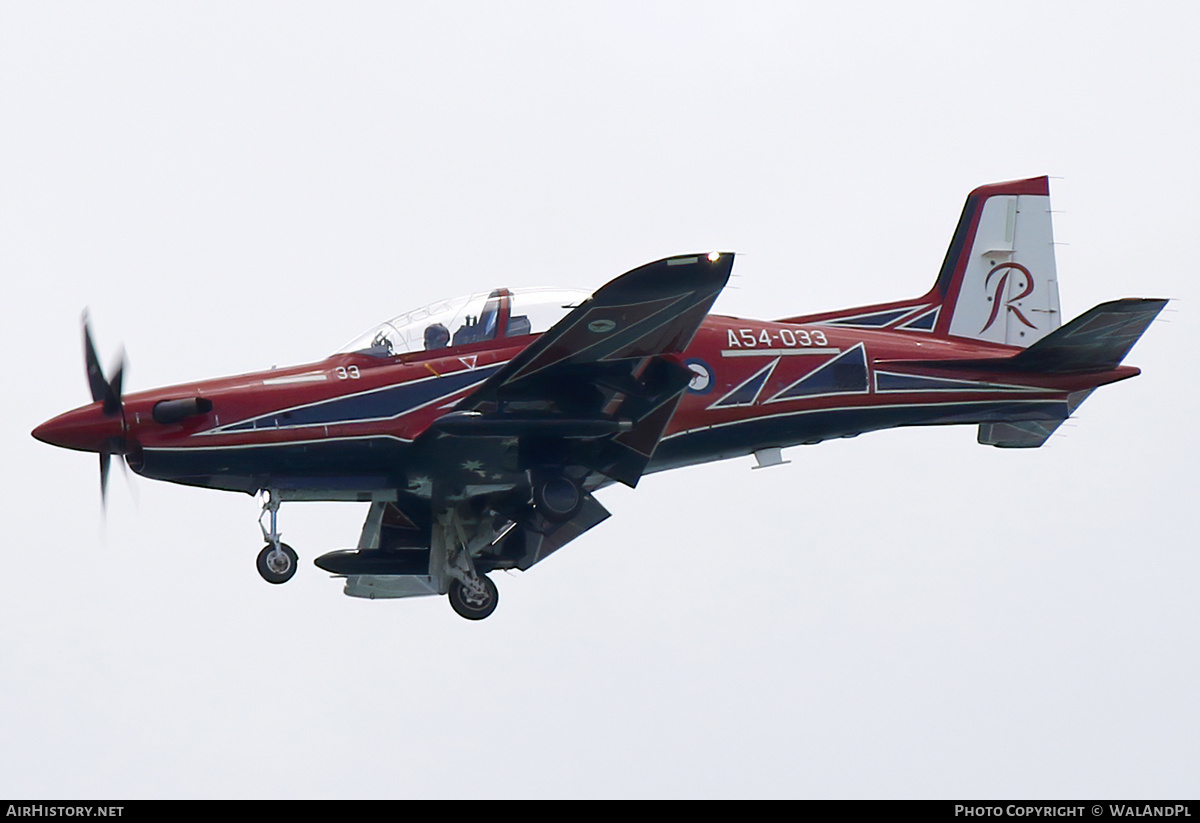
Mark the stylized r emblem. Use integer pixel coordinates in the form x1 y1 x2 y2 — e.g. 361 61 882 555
981 262 1038 334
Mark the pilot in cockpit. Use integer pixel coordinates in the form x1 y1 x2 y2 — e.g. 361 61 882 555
424 323 450 350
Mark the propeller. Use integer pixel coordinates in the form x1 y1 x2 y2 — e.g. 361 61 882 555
82 312 128 506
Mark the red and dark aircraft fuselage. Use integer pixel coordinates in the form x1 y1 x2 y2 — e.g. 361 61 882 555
31 176 1164 617
33 306 1140 494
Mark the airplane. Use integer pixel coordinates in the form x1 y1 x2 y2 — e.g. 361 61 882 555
32 176 1166 619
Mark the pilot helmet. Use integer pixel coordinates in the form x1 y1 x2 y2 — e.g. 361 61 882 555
424 323 450 350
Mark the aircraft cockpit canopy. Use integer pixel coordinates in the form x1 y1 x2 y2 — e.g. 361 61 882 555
337 287 593 357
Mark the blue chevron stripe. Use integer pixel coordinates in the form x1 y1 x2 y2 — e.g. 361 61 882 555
216 365 501 432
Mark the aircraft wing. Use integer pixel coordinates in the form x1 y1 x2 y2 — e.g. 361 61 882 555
429 252 733 488
394 252 731 572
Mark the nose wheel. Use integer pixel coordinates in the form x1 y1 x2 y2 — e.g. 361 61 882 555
256 490 298 585
257 543 298 584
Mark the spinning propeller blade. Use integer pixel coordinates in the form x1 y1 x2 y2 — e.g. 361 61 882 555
83 316 109 406
83 315 126 416
82 313 129 507
100 451 111 506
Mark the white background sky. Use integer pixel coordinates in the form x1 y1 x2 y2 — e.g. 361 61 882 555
2 1 1196 799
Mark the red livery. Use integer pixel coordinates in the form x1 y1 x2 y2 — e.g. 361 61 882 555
33 178 1164 619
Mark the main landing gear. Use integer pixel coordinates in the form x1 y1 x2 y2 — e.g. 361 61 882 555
257 491 297 584
437 507 502 620
448 575 499 620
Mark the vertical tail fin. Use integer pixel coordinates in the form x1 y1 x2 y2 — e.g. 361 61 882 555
783 176 1062 348
937 176 1061 346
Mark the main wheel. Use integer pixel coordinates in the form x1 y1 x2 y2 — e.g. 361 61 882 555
448 576 499 620
256 543 298 584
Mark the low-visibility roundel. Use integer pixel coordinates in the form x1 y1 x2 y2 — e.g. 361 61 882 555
588 319 617 333
686 359 714 394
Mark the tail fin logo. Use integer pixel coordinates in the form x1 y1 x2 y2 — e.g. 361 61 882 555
981 263 1038 334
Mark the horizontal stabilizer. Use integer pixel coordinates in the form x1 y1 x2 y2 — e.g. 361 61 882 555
1005 298 1167 374
884 298 1167 377
979 420 1064 449
977 389 1094 448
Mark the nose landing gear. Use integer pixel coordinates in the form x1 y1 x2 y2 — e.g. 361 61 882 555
257 491 298 584
257 542 298 584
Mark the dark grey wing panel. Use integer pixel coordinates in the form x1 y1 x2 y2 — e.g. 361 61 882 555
460 253 731 407
435 252 733 487
509 491 612 570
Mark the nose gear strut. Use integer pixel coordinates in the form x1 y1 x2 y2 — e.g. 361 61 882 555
256 490 298 584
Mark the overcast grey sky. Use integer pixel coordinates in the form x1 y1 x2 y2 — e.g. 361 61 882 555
2 1 1197 799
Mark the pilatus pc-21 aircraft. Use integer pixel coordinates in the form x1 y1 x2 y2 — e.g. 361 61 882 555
34 177 1165 619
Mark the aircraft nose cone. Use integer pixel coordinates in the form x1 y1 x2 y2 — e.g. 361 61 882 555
32 404 125 453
